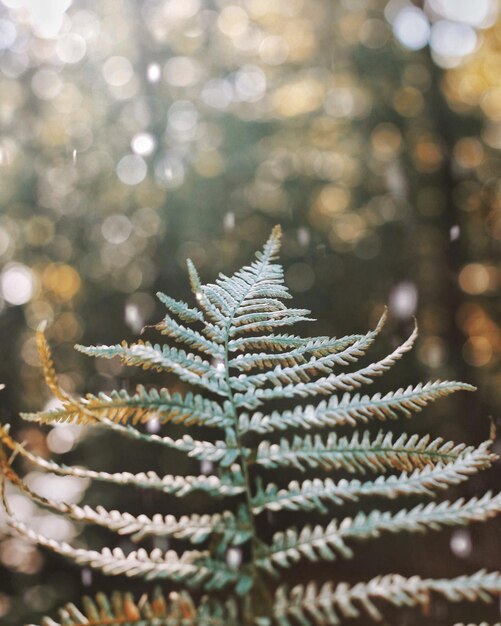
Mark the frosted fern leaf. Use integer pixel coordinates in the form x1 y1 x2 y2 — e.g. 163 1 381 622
0 226 500 625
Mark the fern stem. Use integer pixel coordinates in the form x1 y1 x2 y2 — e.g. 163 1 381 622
218 235 282 623
223 343 257 532
223 336 262 622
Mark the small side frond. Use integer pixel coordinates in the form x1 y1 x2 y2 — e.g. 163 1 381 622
258 492 501 573
232 311 388 390
252 443 495 514
254 431 479 474
36 589 238 626
0 425 245 498
29 403 240 467
333 491 501 550
228 332 364 355
156 315 225 358
237 325 418 406
228 308 313 338
239 381 475 434
3 463 249 544
36 327 73 403
9 519 242 590
157 291 204 323
97 427 242 468
22 386 230 429
76 343 227 395
273 570 501 625
186 258 202 296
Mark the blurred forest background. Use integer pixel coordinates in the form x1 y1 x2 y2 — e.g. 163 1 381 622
0 0 500 624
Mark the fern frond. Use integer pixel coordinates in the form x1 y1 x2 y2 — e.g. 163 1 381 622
96 426 242 468
4 462 249 543
155 315 225 357
239 381 474 434
258 492 501 572
90 507 250 545
335 491 501 548
273 570 501 625
228 309 313 337
36 326 73 403
22 386 230 429
228 332 365 356
232 311 387 389
76 343 228 395
23 405 239 465
201 226 314 339
254 431 480 474
157 291 204 323
229 348 310 372
252 443 495 513
3 228 498 626
235 325 418 407
36 589 239 626
196 284 231 326
0 425 245 497
192 226 288 332
9 518 243 590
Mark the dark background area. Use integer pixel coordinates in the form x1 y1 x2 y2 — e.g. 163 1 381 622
0 0 500 624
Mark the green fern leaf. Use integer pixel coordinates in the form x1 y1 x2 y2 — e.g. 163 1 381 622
259 492 501 573
21 386 230 429
35 589 238 626
252 443 495 513
254 431 480 473
76 342 228 395
156 291 205 323
235 325 418 407
156 314 225 357
231 310 387 389
240 380 475 433
0 424 245 497
10 518 245 591
273 570 501 625
6 463 251 544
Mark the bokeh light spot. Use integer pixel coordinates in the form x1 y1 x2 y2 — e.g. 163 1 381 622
42 264 81 300
458 263 496 295
393 7 430 50
463 336 493 367
56 33 87 64
146 62 161 83
102 56 133 87
131 133 156 156
116 154 147 186
430 21 477 67
0 19 16 50
390 282 418 319
1 263 35 305
449 528 472 558
102 215 133 244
